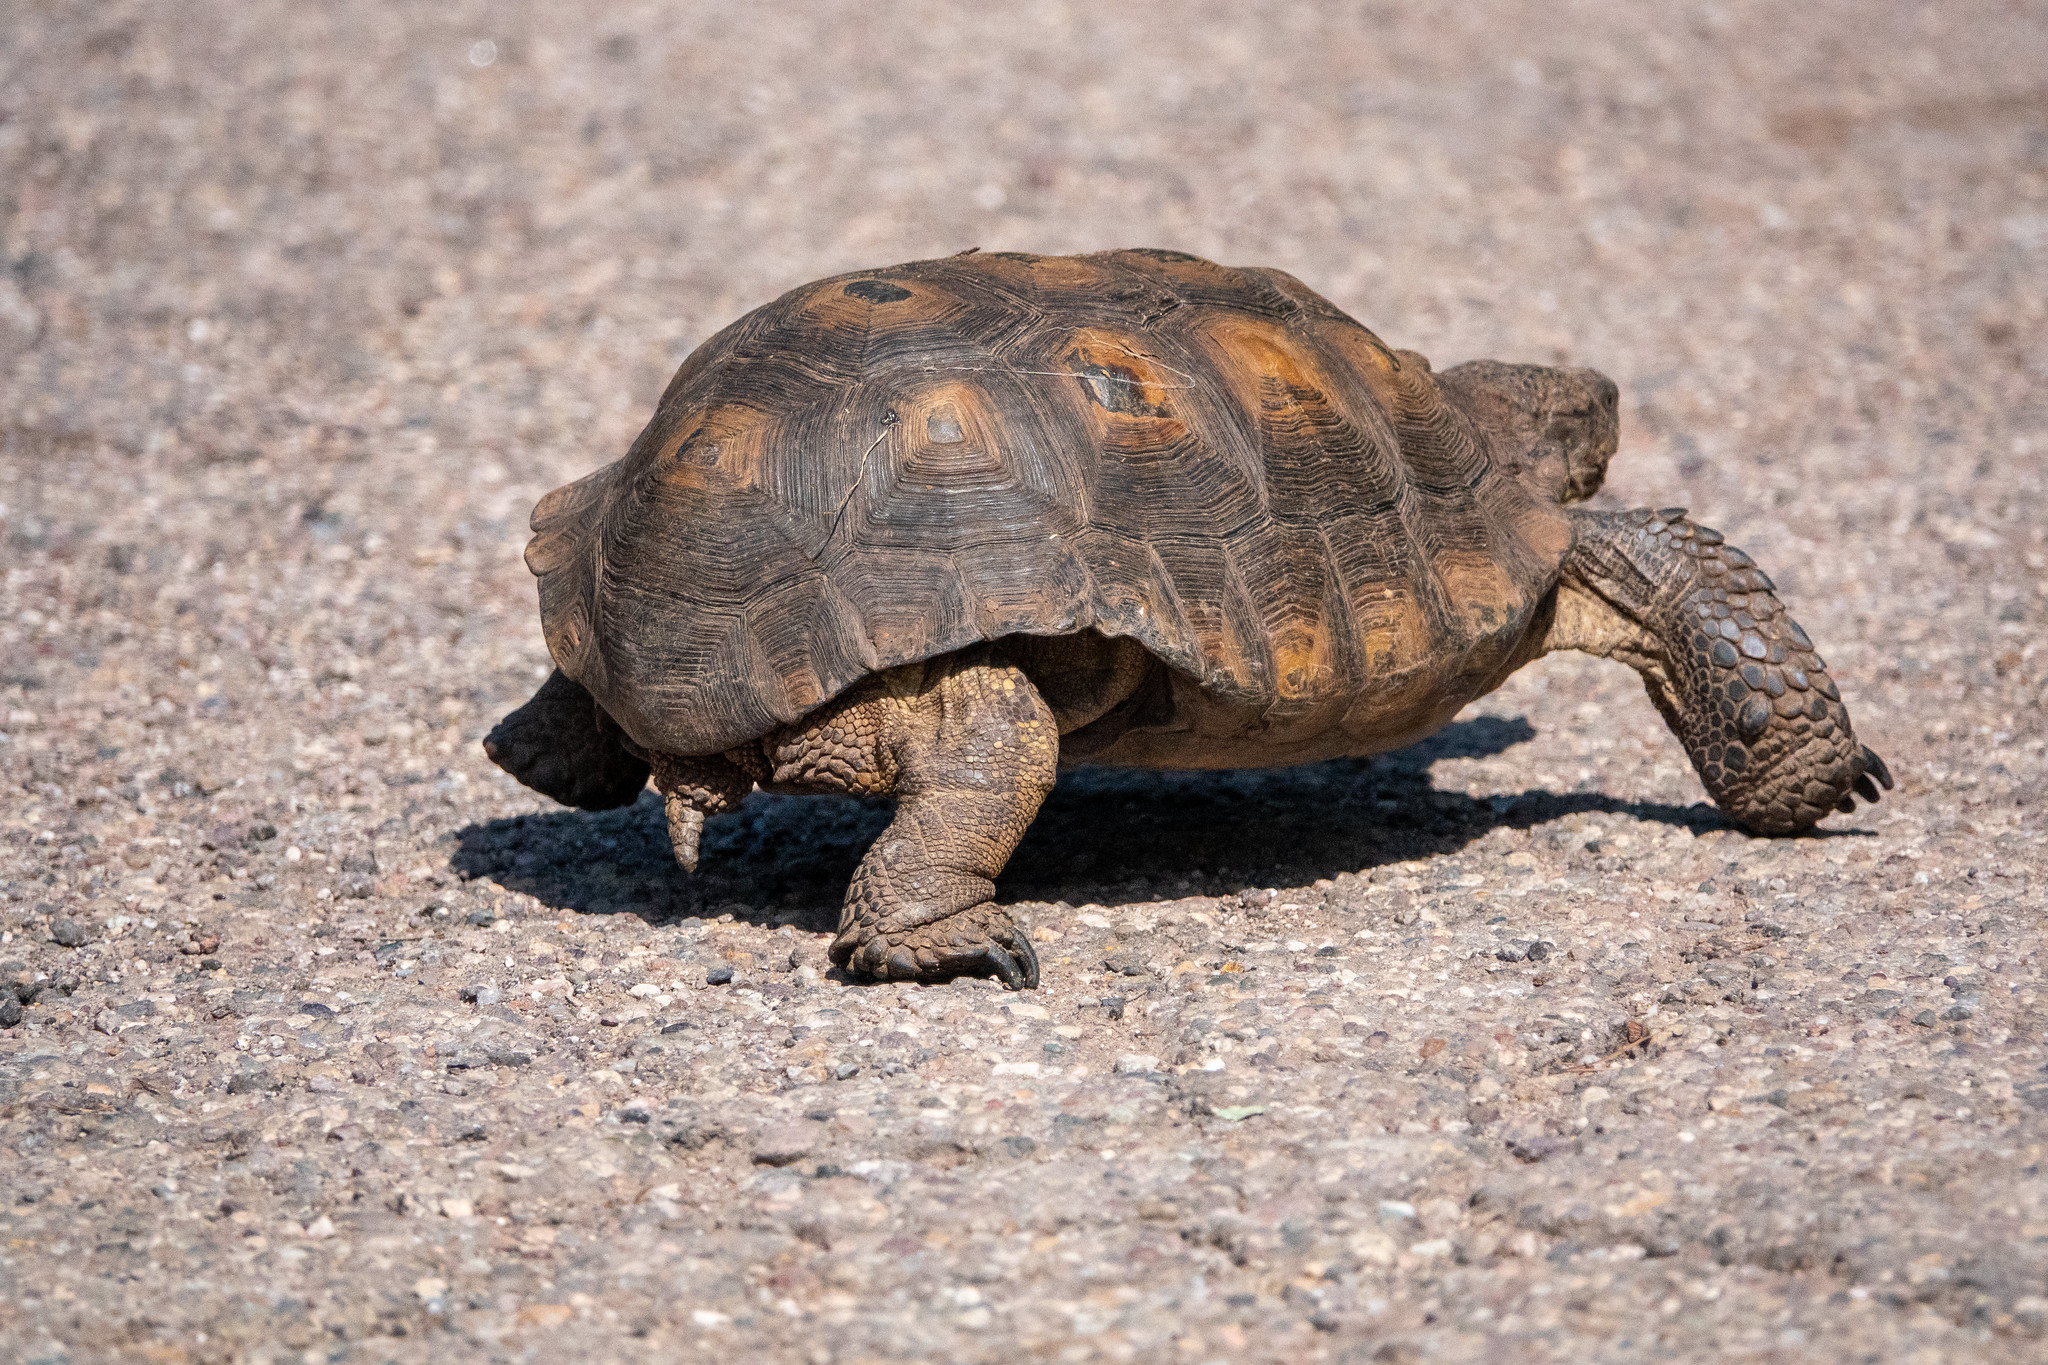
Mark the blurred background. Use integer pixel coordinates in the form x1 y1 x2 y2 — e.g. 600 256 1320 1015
2 0 2043 874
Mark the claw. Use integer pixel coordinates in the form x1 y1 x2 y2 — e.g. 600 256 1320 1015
1861 746 1894 791
983 942 1026 990
1009 933 1041 990
1835 794 1856 814
1853 773 1881 805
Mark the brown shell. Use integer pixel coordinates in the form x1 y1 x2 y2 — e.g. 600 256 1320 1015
527 249 1572 757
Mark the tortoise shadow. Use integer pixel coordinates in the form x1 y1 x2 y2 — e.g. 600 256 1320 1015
448 715 1754 932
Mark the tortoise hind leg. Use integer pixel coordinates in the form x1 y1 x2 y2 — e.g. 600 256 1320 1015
1542 508 1892 833
483 669 651 810
767 647 1058 989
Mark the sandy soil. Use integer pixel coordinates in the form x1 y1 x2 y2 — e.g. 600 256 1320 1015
4 2 2047 1361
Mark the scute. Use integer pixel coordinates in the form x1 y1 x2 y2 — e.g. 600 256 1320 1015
530 250 1573 756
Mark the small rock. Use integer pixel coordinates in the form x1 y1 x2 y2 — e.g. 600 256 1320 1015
834 1062 859 1080
1113 1053 1158 1075
460 983 502 1006
465 910 495 927
706 965 734 986
1506 1132 1572 1163
752 1123 819 1167
52 917 89 948
1943 1003 1973 1021
0 997 21 1028
1912 1009 1938 1027
93 1009 121 1036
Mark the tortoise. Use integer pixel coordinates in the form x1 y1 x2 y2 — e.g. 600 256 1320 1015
485 248 1891 989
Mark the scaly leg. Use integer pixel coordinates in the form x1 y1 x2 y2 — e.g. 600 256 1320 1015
766 647 1058 989
1542 508 1892 833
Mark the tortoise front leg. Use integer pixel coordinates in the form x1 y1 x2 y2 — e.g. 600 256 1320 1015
767 648 1057 989
1541 508 1892 833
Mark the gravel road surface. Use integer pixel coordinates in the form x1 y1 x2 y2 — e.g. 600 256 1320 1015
4 2 2047 1361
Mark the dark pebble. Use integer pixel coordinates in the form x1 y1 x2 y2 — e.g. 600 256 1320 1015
51 917 88 948
0 997 22 1028
706 965 735 985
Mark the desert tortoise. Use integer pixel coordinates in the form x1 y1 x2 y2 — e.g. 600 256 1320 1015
485 248 1890 988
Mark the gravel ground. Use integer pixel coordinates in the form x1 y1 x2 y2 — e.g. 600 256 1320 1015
4 2 2047 1361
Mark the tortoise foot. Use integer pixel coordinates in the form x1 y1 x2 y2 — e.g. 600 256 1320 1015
483 669 650 810
830 905 1040 990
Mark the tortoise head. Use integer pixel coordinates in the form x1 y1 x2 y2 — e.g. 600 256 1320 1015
1438 360 1619 504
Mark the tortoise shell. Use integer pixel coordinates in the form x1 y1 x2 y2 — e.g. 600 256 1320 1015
526 249 1573 757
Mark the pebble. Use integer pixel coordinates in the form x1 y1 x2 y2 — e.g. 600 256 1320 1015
706 965 735 985
51 917 88 948
1114 1054 1159 1075
751 1123 820 1167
